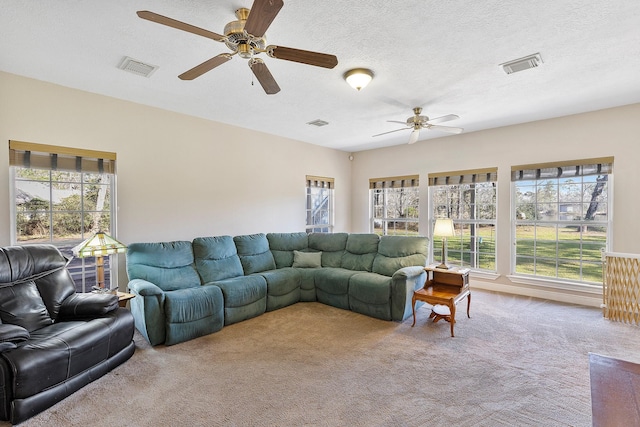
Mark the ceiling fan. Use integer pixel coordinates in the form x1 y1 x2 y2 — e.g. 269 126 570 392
373 107 463 144
137 0 338 94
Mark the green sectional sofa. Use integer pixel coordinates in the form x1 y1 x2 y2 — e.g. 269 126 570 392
126 232 428 346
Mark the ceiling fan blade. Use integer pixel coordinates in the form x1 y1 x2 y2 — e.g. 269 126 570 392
249 59 281 94
244 0 284 38
428 125 464 134
408 129 420 144
372 128 410 137
387 120 408 125
137 11 225 42
267 46 338 69
179 54 233 80
427 114 460 124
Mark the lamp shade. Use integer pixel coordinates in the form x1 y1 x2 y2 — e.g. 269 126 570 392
433 218 455 237
343 68 373 91
72 232 127 258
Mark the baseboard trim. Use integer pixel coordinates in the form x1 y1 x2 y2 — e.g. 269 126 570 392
470 278 603 308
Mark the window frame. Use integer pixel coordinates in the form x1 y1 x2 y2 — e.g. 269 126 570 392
510 157 613 286
428 168 498 272
9 141 119 292
369 175 420 236
305 175 334 233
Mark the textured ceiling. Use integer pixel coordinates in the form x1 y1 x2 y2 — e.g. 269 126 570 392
1 1 640 152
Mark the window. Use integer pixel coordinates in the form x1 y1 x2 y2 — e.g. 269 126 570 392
306 175 334 233
370 175 419 236
9 141 118 292
429 168 497 271
512 157 612 284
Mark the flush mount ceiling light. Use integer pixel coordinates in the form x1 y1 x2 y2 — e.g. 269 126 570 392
500 53 543 74
343 68 374 91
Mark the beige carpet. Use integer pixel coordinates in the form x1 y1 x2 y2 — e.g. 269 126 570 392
7 290 640 427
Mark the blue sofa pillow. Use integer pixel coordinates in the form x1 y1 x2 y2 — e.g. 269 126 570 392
234 234 276 275
193 236 244 282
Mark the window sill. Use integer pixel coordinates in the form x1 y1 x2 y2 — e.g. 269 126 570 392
470 270 500 281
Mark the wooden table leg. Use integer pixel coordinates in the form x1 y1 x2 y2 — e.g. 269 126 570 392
449 301 456 337
467 293 471 318
411 294 417 327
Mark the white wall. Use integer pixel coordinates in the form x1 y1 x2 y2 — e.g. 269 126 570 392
351 102 640 306
0 71 351 283
3 70 639 306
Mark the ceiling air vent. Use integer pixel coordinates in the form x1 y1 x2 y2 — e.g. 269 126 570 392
118 56 158 78
500 53 543 74
307 119 329 127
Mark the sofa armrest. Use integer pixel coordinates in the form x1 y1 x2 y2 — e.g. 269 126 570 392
128 278 164 296
58 292 119 319
390 266 427 321
127 279 167 346
0 324 30 352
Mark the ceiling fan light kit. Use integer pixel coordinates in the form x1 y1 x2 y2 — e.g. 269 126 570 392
343 68 374 91
136 0 338 95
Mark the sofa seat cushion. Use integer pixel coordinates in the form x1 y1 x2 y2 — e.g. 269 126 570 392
4 310 133 400
259 268 301 311
348 272 392 305
314 268 357 310
348 272 393 321
163 286 224 346
213 275 267 308
210 275 267 325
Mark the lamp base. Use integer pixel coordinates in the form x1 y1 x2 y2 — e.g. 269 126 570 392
435 263 451 270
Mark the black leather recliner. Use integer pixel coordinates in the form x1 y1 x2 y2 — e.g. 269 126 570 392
0 244 135 424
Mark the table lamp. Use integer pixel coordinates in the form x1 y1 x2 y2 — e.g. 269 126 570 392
433 218 455 269
72 231 127 291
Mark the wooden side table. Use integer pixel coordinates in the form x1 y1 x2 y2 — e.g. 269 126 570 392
116 291 135 308
411 265 471 337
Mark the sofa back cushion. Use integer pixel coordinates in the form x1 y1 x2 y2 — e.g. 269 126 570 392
126 241 201 291
0 280 53 332
0 245 76 323
193 236 244 282
266 232 309 268
308 233 348 267
341 234 380 272
234 233 276 274
372 236 428 277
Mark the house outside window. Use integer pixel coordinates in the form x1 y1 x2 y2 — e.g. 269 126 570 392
306 175 334 233
370 175 419 236
429 168 498 271
512 157 613 284
9 141 118 292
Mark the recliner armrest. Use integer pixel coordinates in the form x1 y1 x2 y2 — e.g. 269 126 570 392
0 324 30 352
127 279 164 296
58 292 119 319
